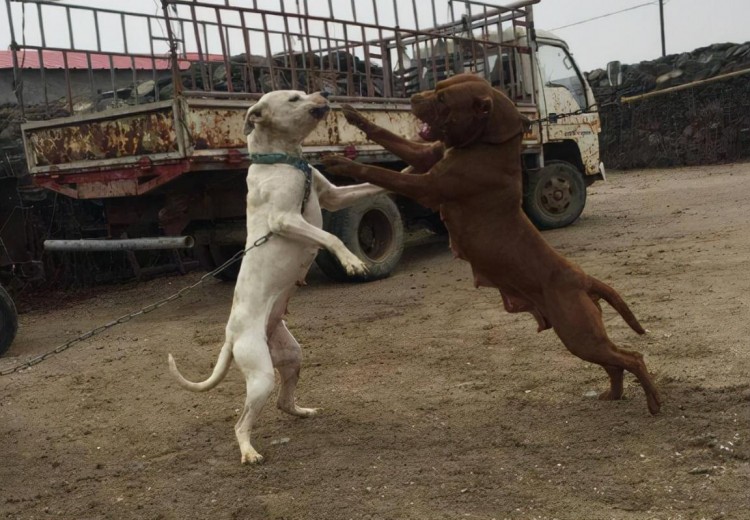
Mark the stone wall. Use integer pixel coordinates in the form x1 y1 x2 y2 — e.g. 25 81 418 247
587 42 750 169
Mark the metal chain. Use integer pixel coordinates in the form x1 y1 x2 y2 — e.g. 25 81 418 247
530 101 620 125
0 232 273 377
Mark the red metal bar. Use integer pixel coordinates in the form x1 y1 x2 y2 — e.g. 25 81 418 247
33 161 193 199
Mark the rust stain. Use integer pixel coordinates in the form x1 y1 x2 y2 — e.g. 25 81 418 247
187 108 247 150
327 111 340 144
29 110 178 167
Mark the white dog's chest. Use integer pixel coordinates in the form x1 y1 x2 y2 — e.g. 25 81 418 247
238 165 323 296
247 165 321 224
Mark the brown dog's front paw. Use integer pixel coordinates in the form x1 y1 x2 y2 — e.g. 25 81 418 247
320 155 360 178
341 104 372 132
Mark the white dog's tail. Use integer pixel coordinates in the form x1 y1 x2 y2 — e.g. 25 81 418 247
168 342 233 392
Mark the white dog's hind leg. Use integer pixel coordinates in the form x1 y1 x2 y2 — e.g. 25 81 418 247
232 331 276 464
269 212 367 276
269 320 319 417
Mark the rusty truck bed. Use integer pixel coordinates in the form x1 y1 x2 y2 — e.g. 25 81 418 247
22 89 541 200
12 0 542 201
22 95 420 199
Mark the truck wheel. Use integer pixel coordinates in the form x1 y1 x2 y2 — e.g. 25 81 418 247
523 160 586 230
316 194 404 282
0 286 18 356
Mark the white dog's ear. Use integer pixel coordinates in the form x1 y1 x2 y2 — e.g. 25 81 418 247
243 103 265 136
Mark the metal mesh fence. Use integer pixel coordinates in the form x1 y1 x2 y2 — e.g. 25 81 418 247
598 77 750 169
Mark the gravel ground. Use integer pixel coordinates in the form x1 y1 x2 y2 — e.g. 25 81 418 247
2 163 749 520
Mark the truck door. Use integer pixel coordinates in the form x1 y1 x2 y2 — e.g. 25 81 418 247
536 43 588 113
535 42 601 175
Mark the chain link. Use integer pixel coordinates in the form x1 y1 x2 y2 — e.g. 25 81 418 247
529 101 620 125
0 232 272 377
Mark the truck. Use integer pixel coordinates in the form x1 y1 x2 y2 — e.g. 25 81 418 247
5 0 605 283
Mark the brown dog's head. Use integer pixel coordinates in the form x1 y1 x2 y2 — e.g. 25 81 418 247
411 73 529 148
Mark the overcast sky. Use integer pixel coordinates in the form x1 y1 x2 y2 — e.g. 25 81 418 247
1 0 748 72
533 0 750 70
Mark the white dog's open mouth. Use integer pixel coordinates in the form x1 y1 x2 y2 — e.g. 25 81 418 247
310 105 330 119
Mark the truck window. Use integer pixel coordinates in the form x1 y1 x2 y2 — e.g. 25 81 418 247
536 43 587 109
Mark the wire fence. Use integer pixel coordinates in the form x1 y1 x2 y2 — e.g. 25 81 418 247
5 0 537 115
593 72 750 169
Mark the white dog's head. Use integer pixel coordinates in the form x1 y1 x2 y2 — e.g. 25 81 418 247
243 90 330 145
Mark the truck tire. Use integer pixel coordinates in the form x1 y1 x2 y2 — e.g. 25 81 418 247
209 244 243 282
193 244 216 272
523 160 586 230
316 194 404 282
0 286 18 356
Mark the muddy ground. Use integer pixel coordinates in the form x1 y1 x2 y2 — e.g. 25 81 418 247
2 163 749 520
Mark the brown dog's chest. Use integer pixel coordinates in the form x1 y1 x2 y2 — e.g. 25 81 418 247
437 186 569 300
432 147 522 203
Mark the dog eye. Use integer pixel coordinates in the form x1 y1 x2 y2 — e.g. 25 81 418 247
289 95 301 102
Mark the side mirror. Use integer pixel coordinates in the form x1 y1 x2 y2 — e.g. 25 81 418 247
606 60 622 87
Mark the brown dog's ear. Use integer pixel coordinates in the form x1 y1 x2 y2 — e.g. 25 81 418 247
436 72 487 91
473 95 493 119
243 102 265 136
480 89 528 145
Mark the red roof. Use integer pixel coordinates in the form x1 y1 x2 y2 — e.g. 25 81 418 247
0 50 226 70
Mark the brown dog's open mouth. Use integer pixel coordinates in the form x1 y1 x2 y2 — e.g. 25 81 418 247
310 105 330 120
418 121 439 141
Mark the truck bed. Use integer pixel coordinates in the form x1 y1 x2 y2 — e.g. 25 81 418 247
22 95 418 199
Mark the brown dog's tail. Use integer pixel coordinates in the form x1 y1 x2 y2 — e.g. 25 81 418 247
588 277 646 335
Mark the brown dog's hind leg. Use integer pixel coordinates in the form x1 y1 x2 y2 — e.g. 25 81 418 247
547 292 661 414
611 346 662 415
599 365 624 401
576 340 661 415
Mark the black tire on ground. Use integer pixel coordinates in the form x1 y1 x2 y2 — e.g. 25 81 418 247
316 194 404 282
0 285 18 356
209 244 243 282
193 244 216 272
523 160 587 230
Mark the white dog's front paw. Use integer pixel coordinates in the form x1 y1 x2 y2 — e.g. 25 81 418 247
241 449 264 465
291 405 320 417
340 254 368 276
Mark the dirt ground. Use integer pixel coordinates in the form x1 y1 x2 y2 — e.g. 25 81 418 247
2 163 749 520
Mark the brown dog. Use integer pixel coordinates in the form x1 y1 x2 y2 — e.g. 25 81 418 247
322 74 661 414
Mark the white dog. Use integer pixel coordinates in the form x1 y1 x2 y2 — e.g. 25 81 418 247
168 90 384 464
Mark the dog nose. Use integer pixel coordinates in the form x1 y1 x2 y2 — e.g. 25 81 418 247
319 91 330 99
